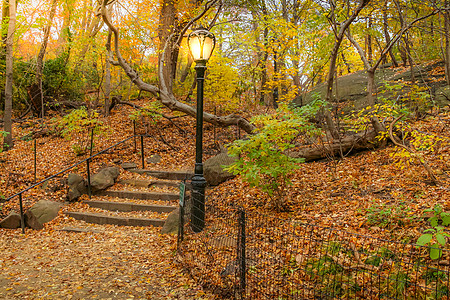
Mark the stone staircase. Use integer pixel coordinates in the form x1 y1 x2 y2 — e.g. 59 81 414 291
64 169 192 229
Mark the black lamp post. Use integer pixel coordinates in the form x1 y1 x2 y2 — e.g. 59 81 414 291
187 26 215 232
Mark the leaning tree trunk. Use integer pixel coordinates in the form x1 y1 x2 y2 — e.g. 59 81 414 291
99 0 256 133
324 0 370 139
289 117 387 162
3 0 15 149
383 0 399 67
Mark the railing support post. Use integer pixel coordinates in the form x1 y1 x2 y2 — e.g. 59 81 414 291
177 181 186 250
90 127 94 157
140 135 145 169
133 120 137 152
238 208 246 298
33 139 37 183
86 158 92 199
19 193 25 234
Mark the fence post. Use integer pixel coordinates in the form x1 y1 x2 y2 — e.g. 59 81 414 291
214 107 217 145
140 135 145 169
238 208 246 298
86 159 92 199
177 181 186 250
89 127 94 157
33 139 37 183
133 120 137 152
19 193 25 234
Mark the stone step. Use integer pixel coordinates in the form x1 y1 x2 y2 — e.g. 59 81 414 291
58 226 102 233
84 200 176 213
128 169 193 181
118 179 183 188
94 190 179 201
65 212 165 227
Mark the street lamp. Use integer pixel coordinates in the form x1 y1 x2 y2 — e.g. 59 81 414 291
187 26 215 232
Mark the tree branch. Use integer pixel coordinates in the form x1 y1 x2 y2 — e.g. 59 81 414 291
99 1 256 133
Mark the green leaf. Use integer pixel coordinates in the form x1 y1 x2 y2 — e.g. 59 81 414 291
436 233 447 246
442 215 450 226
417 234 433 246
429 216 438 227
430 244 442 260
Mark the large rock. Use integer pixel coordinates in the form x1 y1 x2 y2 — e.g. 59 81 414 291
67 173 87 201
161 208 180 234
292 61 449 110
0 212 21 229
90 166 120 191
25 200 63 230
204 150 237 186
121 162 137 170
435 85 450 106
147 154 162 164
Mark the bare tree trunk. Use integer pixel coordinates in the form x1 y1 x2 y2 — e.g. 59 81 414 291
367 17 373 64
104 29 112 116
383 0 399 67
35 0 58 119
444 0 450 85
324 0 370 139
1 0 8 58
404 33 415 83
158 0 178 91
260 7 269 105
3 0 15 149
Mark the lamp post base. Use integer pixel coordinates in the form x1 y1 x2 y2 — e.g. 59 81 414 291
191 172 206 232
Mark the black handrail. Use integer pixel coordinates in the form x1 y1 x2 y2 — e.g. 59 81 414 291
5 134 147 233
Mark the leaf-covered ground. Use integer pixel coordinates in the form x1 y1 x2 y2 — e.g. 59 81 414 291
0 98 449 298
0 221 208 299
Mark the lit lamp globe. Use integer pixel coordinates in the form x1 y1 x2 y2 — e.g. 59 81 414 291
188 26 216 65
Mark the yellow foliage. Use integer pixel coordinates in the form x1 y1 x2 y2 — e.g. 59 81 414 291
203 54 239 113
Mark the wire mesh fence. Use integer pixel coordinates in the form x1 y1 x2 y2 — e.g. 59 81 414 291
178 192 450 299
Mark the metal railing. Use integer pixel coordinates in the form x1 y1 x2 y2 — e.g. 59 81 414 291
5 134 149 233
178 195 450 299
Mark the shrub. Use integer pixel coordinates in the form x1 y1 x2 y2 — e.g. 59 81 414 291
225 102 324 211
0 130 8 153
53 107 108 155
417 204 450 260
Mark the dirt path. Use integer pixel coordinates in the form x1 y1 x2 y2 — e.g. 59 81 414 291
0 216 211 299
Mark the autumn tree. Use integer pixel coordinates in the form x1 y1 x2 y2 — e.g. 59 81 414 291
346 2 442 106
3 0 15 149
33 0 58 118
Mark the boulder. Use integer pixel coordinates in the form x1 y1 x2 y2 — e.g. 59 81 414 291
90 166 120 191
435 85 450 106
42 178 66 193
161 208 180 235
147 154 162 164
25 200 63 230
292 61 449 110
121 162 137 170
0 212 21 229
67 173 87 201
204 150 237 186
